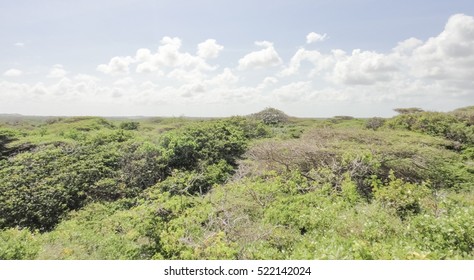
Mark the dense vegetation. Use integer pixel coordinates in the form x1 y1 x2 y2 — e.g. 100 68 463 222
0 107 473 260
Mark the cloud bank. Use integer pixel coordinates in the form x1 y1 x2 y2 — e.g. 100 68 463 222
2 14 474 117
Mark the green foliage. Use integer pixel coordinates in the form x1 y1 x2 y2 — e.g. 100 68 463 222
340 174 361 205
450 105 474 125
224 116 271 139
0 128 19 159
387 111 474 145
158 161 233 195
0 228 40 260
1 108 473 260
408 206 474 258
119 121 140 130
393 107 424 114
159 120 248 171
38 202 155 259
0 135 162 231
373 171 430 218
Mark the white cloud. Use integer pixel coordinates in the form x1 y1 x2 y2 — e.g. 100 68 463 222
3 68 23 77
47 64 68 78
14 42 25 47
134 36 217 74
197 39 224 59
73 74 100 82
306 32 327 44
330 49 399 85
206 68 239 87
272 81 313 102
97 56 135 75
29 83 48 96
393 37 423 55
168 68 207 83
279 48 327 77
257 76 278 90
411 13 474 82
238 41 282 70
113 77 135 87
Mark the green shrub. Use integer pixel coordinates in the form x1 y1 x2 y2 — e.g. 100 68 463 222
365 117 385 130
0 139 163 231
158 161 233 195
0 228 40 259
387 111 474 145
120 121 140 130
159 120 248 171
450 106 474 126
408 206 474 258
38 202 155 260
250 108 289 126
373 171 430 218
0 128 19 159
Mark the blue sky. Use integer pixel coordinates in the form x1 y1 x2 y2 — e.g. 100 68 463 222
1 0 474 117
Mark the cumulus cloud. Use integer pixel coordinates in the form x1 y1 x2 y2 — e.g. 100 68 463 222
257 76 278 90
206 68 239 88
411 13 474 81
279 48 327 77
393 37 423 55
197 39 224 59
73 74 100 82
330 49 399 85
272 81 313 102
113 77 135 87
47 64 68 78
238 41 282 70
97 56 135 75
134 36 217 75
3 68 23 77
306 32 327 44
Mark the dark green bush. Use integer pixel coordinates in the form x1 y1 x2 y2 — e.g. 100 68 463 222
159 120 248 171
0 128 19 159
120 121 140 130
0 138 163 231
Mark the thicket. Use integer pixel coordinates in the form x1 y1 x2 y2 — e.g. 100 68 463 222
0 108 473 260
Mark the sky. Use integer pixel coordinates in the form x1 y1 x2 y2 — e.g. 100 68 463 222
1 0 474 117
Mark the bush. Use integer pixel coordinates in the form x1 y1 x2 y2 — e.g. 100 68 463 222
159 120 248 171
0 228 40 259
450 106 474 126
409 206 474 258
386 111 474 145
394 107 424 114
373 171 430 218
0 138 163 231
225 116 271 139
0 128 18 159
38 202 155 259
250 108 289 126
120 121 140 130
158 161 233 195
365 117 385 130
